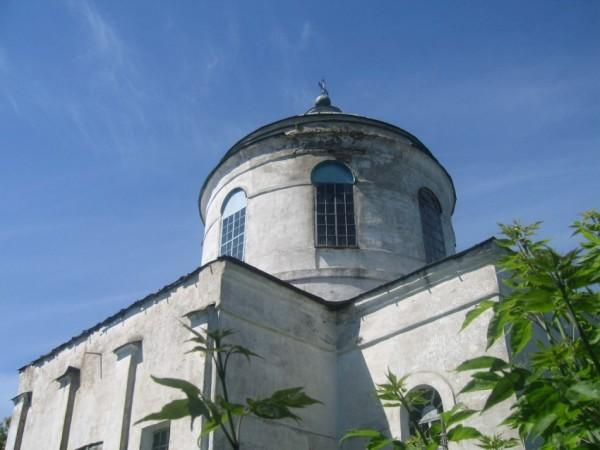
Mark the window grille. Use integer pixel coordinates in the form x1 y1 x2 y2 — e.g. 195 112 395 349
220 189 247 261
311 161 356 248
419 188 445 263
152 428 170 450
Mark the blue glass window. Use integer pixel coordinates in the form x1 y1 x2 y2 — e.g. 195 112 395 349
312 162 356 248
220 189 246 260
419 188 445 263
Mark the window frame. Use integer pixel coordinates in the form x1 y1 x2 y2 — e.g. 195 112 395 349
140 422 170 450
311 161 358 249
418 188 445 263
405 386 446 447
151 427 170 450
219 188 247 261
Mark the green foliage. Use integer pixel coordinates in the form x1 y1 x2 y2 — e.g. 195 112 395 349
459 210 600 449
476 433 519 449
0 416 9 450
138 326 320 449
341 370 480 449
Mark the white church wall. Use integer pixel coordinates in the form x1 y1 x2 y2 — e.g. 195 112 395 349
214 261 339 449
8 262 226 450
336 243 522 449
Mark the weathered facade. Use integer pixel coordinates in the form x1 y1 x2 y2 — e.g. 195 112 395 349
6 91 520 450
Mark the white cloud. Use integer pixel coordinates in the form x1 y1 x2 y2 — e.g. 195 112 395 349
70 0 125 63
300 21 313 50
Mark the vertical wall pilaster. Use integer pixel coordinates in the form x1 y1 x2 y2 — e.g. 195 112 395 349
186 305 217 450
56 367 81 450
5 391 32 450
113 340 143 450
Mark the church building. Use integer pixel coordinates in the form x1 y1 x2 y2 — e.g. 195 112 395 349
6 88 517 449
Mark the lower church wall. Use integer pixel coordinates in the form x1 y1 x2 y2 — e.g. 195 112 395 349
8 245 522 450
336 256 522 449
8 262 225 450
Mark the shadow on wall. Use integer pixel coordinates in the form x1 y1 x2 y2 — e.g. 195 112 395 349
337 310 391 450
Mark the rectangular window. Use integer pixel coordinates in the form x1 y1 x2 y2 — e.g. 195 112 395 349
315 184 356 248
152 428 170 450
220 207 246 260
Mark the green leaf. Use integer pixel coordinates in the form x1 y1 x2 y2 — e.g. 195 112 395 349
516 290 555 313
566 381 600 402
509 320 532 355
216 396 246 416
270 387 322 407
482 375 517 411
149 376 209 424
135 399 192 424
247 387 320 422
456 356 509 372
444 407 478 428
340 428 384 442
529 412 557 438
150 376 200 397
486 307 510 349
366 437 398 450
459 376 497 394
446 425 481 441
461 300 496 331
200 417 222 437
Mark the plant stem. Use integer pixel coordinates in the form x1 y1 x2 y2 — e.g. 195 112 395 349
216 350 240 448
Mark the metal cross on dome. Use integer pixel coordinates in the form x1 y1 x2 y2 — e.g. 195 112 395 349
318 79 329 96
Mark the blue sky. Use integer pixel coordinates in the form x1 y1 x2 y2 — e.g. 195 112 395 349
1 1 598 417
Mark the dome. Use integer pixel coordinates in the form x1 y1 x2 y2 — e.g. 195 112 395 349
198 91 456 300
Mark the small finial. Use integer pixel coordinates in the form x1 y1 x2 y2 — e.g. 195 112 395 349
305 78 342 114
318 79 329 97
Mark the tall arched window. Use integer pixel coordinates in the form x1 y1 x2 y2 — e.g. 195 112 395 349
419 188 445 263
407 386 446 448
220 189 247 261
311 161 356 248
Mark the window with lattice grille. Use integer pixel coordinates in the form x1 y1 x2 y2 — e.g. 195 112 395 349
152 428 170 450
419 188 445 263
312 161 356 248
220 189 247 261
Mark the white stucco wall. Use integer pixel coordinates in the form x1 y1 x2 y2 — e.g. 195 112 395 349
336 242 521 449
8 243 521 450
8 263 224 450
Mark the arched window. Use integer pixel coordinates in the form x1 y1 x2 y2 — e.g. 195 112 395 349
419 188 445 263
220 189 247 261
407 386 446 447
311 161 356 248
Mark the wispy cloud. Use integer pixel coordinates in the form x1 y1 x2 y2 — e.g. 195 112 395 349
69 0 126 67
299 21 314 50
